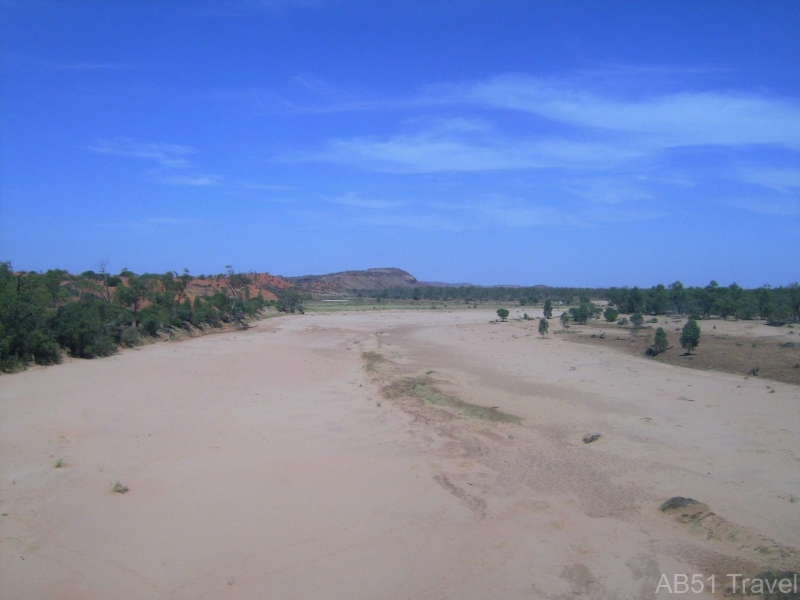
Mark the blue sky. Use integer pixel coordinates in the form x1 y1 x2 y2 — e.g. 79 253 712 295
1 0 799 287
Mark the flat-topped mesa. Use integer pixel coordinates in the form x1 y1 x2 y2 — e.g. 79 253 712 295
290 268 419 294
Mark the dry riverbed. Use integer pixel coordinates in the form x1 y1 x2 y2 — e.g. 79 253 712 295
1 310 798 599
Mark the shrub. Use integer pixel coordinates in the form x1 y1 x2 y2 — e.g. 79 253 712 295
55 297 128 358
618 317 629 326
496 308 509 321
538 318 549 337
603 307 619 322
569 305 589 324
646 327 669 356
120 326 141 347
680 318 701 354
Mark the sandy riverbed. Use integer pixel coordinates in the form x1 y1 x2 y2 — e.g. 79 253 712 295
1 310 798 599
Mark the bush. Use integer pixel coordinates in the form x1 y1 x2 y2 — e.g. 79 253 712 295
680 318 701 354
618 317 629 326
603 307 619 322
55 298 128 358
631 313 644 328
496 308 509 321
569 305 589 324
120 326 141 347
646 327 669 356
538 318 549 337
138 305 170 336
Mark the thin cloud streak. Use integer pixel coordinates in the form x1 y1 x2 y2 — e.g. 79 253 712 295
154 174 220 187
455 75 800 148
737 167 800 194
312 135 644 173
90 138 197 168
326 193 406 209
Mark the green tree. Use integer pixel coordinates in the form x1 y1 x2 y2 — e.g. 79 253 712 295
276 289 305 314
646 284 668 315
538 317 549 337
543 299 553 319
114 274 151 327
224 266 252 322
496 308 509 322
55 296 129 358
647 327 669 356
630 313 644 328
669 280 687 314
624 286 645 314
603 307 619 322
569 304 589 324
0 263 62 371
560 311 569 329
680 318 701 354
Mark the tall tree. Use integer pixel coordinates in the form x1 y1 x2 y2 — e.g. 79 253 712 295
115 274 151 327
669 281 687 314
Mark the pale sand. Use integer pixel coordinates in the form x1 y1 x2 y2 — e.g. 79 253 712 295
1 310 798 599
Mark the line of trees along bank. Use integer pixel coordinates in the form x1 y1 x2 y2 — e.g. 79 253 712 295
0 263 305 372
363 280 800 324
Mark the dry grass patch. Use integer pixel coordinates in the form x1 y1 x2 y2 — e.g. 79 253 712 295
361 350 386 373
383 376 520 423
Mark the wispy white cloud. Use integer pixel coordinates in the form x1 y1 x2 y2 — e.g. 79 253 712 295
236 180 294 191
452 195 666 229
563 177 654 204
326 192 405 209
90 137 223 187
96 216 206 231
154 174 220 187
90 138 196 168
737 167 800 194
726 197 800 217
313 133 642 173
447 75 800 148
2 52 138 73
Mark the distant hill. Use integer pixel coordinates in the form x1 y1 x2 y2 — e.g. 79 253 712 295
290 268 419 296
420 281 474 288
288 268 554 296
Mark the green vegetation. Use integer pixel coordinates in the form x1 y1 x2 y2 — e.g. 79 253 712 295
538 318 549 337
383 376 520 423
0 262 281 372
680 318 702 354
543 299 553 319
647 327 669 356
603 307 619 322
359 280 799 325
4 259 798 374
